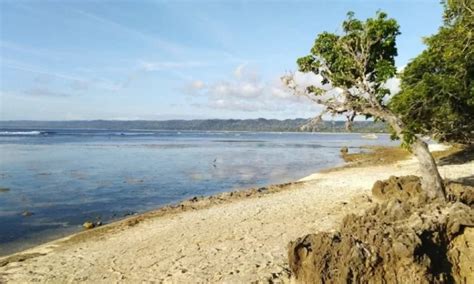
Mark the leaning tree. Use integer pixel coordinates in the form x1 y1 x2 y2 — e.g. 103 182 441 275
282 11 446 199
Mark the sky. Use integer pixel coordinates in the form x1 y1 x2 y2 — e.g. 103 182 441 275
0 0 443 121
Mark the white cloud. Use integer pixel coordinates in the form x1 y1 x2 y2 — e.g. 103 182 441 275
292 71 323 89
2 58 129 94
190 80 206 90
383 77 401 95
233 63 259 82
209 80 265 99
3 59 84 82
185 64 322 114
3 56 209 98
234 63 246 79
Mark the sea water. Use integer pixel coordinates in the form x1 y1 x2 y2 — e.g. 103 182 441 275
0 129 398 255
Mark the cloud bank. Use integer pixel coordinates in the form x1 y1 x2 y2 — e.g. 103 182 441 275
185 64 323 115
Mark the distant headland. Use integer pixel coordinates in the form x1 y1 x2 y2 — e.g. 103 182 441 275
0 119 388 133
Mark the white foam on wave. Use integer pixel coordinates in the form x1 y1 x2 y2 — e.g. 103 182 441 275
0 131 43 135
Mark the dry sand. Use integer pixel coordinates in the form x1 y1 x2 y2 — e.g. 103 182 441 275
0 145 472 283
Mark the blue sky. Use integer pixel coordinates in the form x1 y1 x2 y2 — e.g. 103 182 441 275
1 0 443 120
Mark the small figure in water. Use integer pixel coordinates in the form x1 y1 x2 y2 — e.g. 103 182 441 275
212 158 217 168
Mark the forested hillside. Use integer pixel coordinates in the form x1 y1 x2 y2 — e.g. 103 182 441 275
0 119 388 133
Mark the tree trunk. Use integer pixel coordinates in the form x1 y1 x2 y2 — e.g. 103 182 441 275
410 137 446 199
372 108 446 200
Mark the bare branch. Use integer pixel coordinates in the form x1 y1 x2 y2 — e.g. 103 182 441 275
345 111 357 131
300 110 328 131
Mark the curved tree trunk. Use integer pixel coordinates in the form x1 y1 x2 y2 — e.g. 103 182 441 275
370 108 446 200
410 137 446 199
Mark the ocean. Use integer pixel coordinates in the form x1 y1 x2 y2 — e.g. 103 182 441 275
0 129 398 255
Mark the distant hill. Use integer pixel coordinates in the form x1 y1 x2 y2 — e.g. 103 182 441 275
0 119 389 133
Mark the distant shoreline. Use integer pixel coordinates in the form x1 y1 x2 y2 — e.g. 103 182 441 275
0 128 391 135
0 118 389 133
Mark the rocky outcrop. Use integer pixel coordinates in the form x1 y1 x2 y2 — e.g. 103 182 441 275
447 182 474 207
449 227 474 283
288 176 474 283
371 175 423 201
371 175 474 206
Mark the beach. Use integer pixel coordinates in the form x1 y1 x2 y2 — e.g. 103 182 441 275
0 145 472 282
0 130 398 255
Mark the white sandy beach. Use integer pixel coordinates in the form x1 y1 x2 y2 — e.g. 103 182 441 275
0 145 472 283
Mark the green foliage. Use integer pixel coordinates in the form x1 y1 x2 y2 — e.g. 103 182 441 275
297 11 400 103
443 0 473 24
391 1 474 144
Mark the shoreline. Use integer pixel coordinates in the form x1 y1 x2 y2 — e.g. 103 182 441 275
1 144 469 282
1 141 369 257
0 155 347 257
0 145 446 254
0 174 334 258
0 130 382 257
0 144 451 252
0 145 377 257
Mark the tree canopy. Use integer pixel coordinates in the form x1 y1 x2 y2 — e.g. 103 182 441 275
390 0 474 144
295 11 400 107
283 10 446 198
284 11 402 134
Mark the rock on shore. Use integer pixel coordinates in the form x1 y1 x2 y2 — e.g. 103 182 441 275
288 176 474 283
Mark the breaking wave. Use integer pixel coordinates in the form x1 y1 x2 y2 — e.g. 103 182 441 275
0 131 45 136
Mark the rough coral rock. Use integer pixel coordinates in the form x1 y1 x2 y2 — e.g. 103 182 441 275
289 176 474 283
